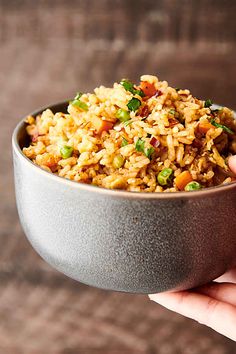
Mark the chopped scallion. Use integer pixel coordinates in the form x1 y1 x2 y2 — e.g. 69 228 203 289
120 79 144 97
71 99 88 111
112 154 125 169
157 168 173 186
116 108 130 122
135 138 145 153
135 138 154 159
145 147 155 159
121 137 129 147
124 120 133 126
74 92 83 100
127 97 141 111
210 119 234 134
204 99 213 108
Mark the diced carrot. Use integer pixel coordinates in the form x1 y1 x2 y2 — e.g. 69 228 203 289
44 156 60 172
198 121 215 134
140 81 159 97
175 171 193 190
91 116 113 134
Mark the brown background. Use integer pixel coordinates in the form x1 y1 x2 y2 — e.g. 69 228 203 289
0 0 236 353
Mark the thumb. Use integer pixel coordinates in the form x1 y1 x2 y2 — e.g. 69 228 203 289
228 155 236 175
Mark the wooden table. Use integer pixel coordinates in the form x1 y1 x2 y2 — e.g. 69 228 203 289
0 1 235 353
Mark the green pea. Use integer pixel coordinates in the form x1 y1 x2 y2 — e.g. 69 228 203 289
157 168 173 186
60 146 73 159
185 181 202 191
116 108 130 122
113 154 125 169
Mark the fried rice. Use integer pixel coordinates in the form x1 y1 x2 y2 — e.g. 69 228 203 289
23 75 236 192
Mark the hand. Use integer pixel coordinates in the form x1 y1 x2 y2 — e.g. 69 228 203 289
149 156 236 341
229 155 236 175
149 269 236 341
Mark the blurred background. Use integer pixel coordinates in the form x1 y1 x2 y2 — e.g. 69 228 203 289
1 0 236 353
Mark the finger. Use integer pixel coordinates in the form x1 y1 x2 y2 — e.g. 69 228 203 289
195 282 236 306
228 155 236 175
215 267 236 284
149 292 236 341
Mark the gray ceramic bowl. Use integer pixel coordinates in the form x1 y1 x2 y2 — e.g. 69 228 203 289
12 102 236 294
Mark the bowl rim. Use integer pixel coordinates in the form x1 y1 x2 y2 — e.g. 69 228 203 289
12 100 236 200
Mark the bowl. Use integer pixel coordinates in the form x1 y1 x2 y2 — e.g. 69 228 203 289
12 101 236 294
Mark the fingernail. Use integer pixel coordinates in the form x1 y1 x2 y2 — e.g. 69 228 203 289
148 293 164 301
148 294 155 301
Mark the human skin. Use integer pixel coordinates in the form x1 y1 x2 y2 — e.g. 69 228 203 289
149 156 236 341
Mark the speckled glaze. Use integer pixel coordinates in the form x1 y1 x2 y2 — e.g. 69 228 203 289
12 102 236 294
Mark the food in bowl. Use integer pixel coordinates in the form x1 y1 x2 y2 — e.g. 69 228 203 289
22 75 236 192
12 97 236 294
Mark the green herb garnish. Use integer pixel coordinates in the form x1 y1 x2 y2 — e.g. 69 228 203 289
121 137 129 147
204 99 213 108
120 79 144 97
169 109 176 115
60 146 73 159
210 119 234 134
127 97 141 111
